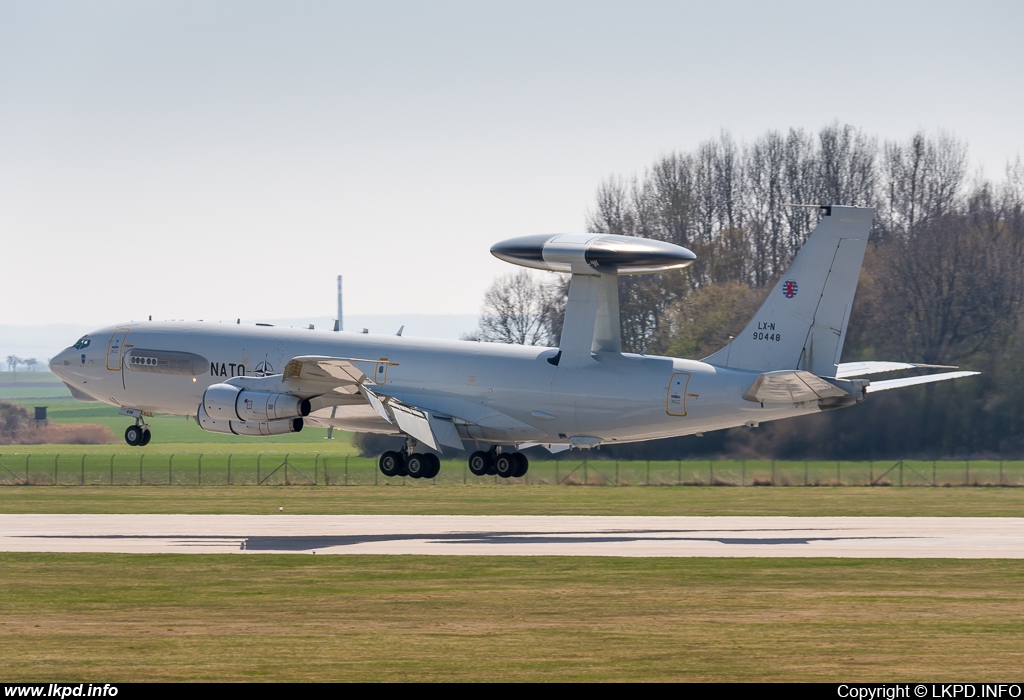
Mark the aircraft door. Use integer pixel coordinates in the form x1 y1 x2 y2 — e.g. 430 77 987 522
106 329 130 371
666 372 690 416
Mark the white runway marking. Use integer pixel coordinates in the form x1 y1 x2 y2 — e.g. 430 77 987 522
2 515 1023 557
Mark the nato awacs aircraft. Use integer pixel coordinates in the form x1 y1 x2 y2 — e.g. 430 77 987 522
50 205 976 479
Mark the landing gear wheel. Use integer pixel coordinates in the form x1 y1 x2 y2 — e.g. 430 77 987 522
406 453 428 479
495 454 517 478
468 451 492 476
423 453 441 479
139 426 152 447
379 451 405 477
512 452 528 478
124 425 143 447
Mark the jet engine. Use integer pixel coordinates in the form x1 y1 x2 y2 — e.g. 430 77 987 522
196 404 303 436
202 383 311 422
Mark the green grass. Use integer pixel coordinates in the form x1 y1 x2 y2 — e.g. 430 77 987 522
1 555 1022 682
3 484 1024 516
3 450 1022 490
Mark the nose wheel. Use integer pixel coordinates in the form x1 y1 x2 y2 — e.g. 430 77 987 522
124 422 151 447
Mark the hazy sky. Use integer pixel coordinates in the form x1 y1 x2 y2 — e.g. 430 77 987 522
2 0 1021 328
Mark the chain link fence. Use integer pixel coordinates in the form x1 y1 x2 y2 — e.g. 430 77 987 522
1 453 1022 487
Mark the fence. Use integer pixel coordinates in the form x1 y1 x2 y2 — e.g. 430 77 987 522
1 453 1022 487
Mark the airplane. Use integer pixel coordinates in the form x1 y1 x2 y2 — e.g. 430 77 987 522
49 205 977 479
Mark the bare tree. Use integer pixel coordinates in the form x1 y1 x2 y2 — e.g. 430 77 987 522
879 131 968 238
470 270 563 346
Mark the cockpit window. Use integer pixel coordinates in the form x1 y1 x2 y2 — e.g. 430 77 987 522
73 338 91 349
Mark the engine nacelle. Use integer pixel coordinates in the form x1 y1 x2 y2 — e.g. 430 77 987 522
196 404 303 436
202 383 311 422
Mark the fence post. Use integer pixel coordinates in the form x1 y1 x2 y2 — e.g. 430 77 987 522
168 454 173 486
646 460 650 486
584 456 588 485
615 460 619 486
257 454 262 485
285 454 289 485
742 459 745 487
677 460 682 485
771 459 775 486
315 454 319 486
556 461 559 484
932 460 936 487
966 457 970 486
110 454 114 485
709 460 714 486
198 454 202 486
226 454 230 485
81 454 85 486
25 454 29 484
804 460 808 486
1000 459 1004 487
345 455 349 486
899 460 903 487
54 454 58 485
139 453 144 486
836 461 840 486
869 461 873 486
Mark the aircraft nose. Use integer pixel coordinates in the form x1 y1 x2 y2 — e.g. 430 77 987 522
49 349 72 379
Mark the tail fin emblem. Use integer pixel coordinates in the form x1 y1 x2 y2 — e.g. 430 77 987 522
782 280 799 299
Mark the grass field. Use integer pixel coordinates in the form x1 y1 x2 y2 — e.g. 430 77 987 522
3 484 1024 516
1 554 1022 682
2 487 1023 682
1 451 1021 489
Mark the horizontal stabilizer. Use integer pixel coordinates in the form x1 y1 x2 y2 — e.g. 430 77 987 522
743 370 848 404
866 371 980 393
837 361 957 378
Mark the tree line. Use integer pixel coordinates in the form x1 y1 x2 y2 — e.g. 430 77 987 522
470 125 1024 459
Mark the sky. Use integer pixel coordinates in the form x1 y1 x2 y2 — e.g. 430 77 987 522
2 0 1022 329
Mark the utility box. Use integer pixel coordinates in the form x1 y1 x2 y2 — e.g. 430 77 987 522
34 406 47 422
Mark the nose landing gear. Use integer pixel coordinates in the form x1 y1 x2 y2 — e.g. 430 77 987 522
124 422 151 447
120 407 152 446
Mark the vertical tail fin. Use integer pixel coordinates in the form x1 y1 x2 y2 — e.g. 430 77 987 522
703 205 874 376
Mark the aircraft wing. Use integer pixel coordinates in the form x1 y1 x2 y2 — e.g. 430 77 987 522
836 361 957 378
742 370 848 404
865 371 980 393
221 355 466 452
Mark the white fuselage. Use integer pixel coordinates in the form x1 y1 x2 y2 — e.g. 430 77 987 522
50 321 820 447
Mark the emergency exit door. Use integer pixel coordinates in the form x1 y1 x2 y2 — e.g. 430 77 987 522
666 372 690 416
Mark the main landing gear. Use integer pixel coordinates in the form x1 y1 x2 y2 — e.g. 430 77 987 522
379 450 441 479
468 449 528 479
376 446 530 480
124 420 151 447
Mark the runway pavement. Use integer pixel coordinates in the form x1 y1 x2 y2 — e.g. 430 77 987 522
1 514 1022 557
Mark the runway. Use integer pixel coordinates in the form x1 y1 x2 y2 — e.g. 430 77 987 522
1 514 1022 557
